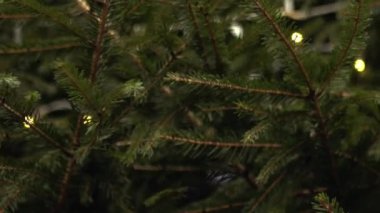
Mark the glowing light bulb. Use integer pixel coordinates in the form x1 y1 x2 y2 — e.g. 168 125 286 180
23 116 35 129
354 59 365 72
291 32 303 44
83 115 93 125
230 23 244 39
77 0 90 12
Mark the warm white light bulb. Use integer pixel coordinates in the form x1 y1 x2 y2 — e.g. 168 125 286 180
354 59 365 72
230 23 243 39
77 0 90 12
83 115 93 125
23 116 35 129
291 32 303 43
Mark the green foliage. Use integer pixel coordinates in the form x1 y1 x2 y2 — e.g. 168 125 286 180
14 0 88 40
312 193 345 213
54 60 98 112
0 73 20 89
0 0 379 212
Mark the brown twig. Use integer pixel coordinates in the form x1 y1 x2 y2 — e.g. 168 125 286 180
147 44 186 89
128 52 150 80
0 98 72 157
253 0 313 91
181 202 247 213
294 187 327 197
311 94 341 191
72 116 83 147
161 135 282 148
186 0 211 72
248 173 285 212
89 0 111 83
321 0 363 93
0 14 36 19
0 43 81 55
132 164 202 172
141 44 187 95
51 158 76 213
54 1 111 211
0 165 42 178
168 74 306 98
202 8 224 74
200 106 239 112
252 0 341 191
51 116 83 213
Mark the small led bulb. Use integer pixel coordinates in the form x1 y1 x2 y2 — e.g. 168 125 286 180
77 0 90 12
23 116 35 129
83 115 93 125
291 32 303 44
354 59 365 72
230 23 244 39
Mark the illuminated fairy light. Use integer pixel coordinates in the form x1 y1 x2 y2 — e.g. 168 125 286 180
230 23 244 39
23 116 35 129
83 115 93 125
354 59 366 72
291 32 303 44
77 0 90 12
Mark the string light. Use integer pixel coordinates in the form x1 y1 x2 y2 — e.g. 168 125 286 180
354 58 365 72
230 23 244 39
83 115 93 125
291 32 303 44
23 116 35 129
77 0 90 12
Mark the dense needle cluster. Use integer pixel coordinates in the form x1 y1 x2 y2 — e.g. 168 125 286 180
0 0 379 212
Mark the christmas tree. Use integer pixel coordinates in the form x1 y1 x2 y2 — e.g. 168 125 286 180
1 0 380 212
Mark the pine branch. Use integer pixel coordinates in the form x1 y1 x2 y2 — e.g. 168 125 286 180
313 193 345 213
202 8 223 74
181 202 247 213
252 0 313 91
200 106 239 112
51 158 76 213
248 172 285 213
252 0 341 190
89 0 111 83
0 43 81 55
0 13 36 19
294 187 327 197
145 44 186 91
55 62 97 111
167 74 306 98
310 93 341 190
161 135 282 148
321 0 363 92
15 0 88 41
128 52 150 80
54 1 111 210
72 116 83 148
1 189 21 212
186 0 211 72
157 44 186 76
0 98 72 157
0 165 41 178
132 164 202 172
252 0 329 136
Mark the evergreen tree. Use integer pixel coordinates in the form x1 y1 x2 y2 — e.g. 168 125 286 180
0 0 379 212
